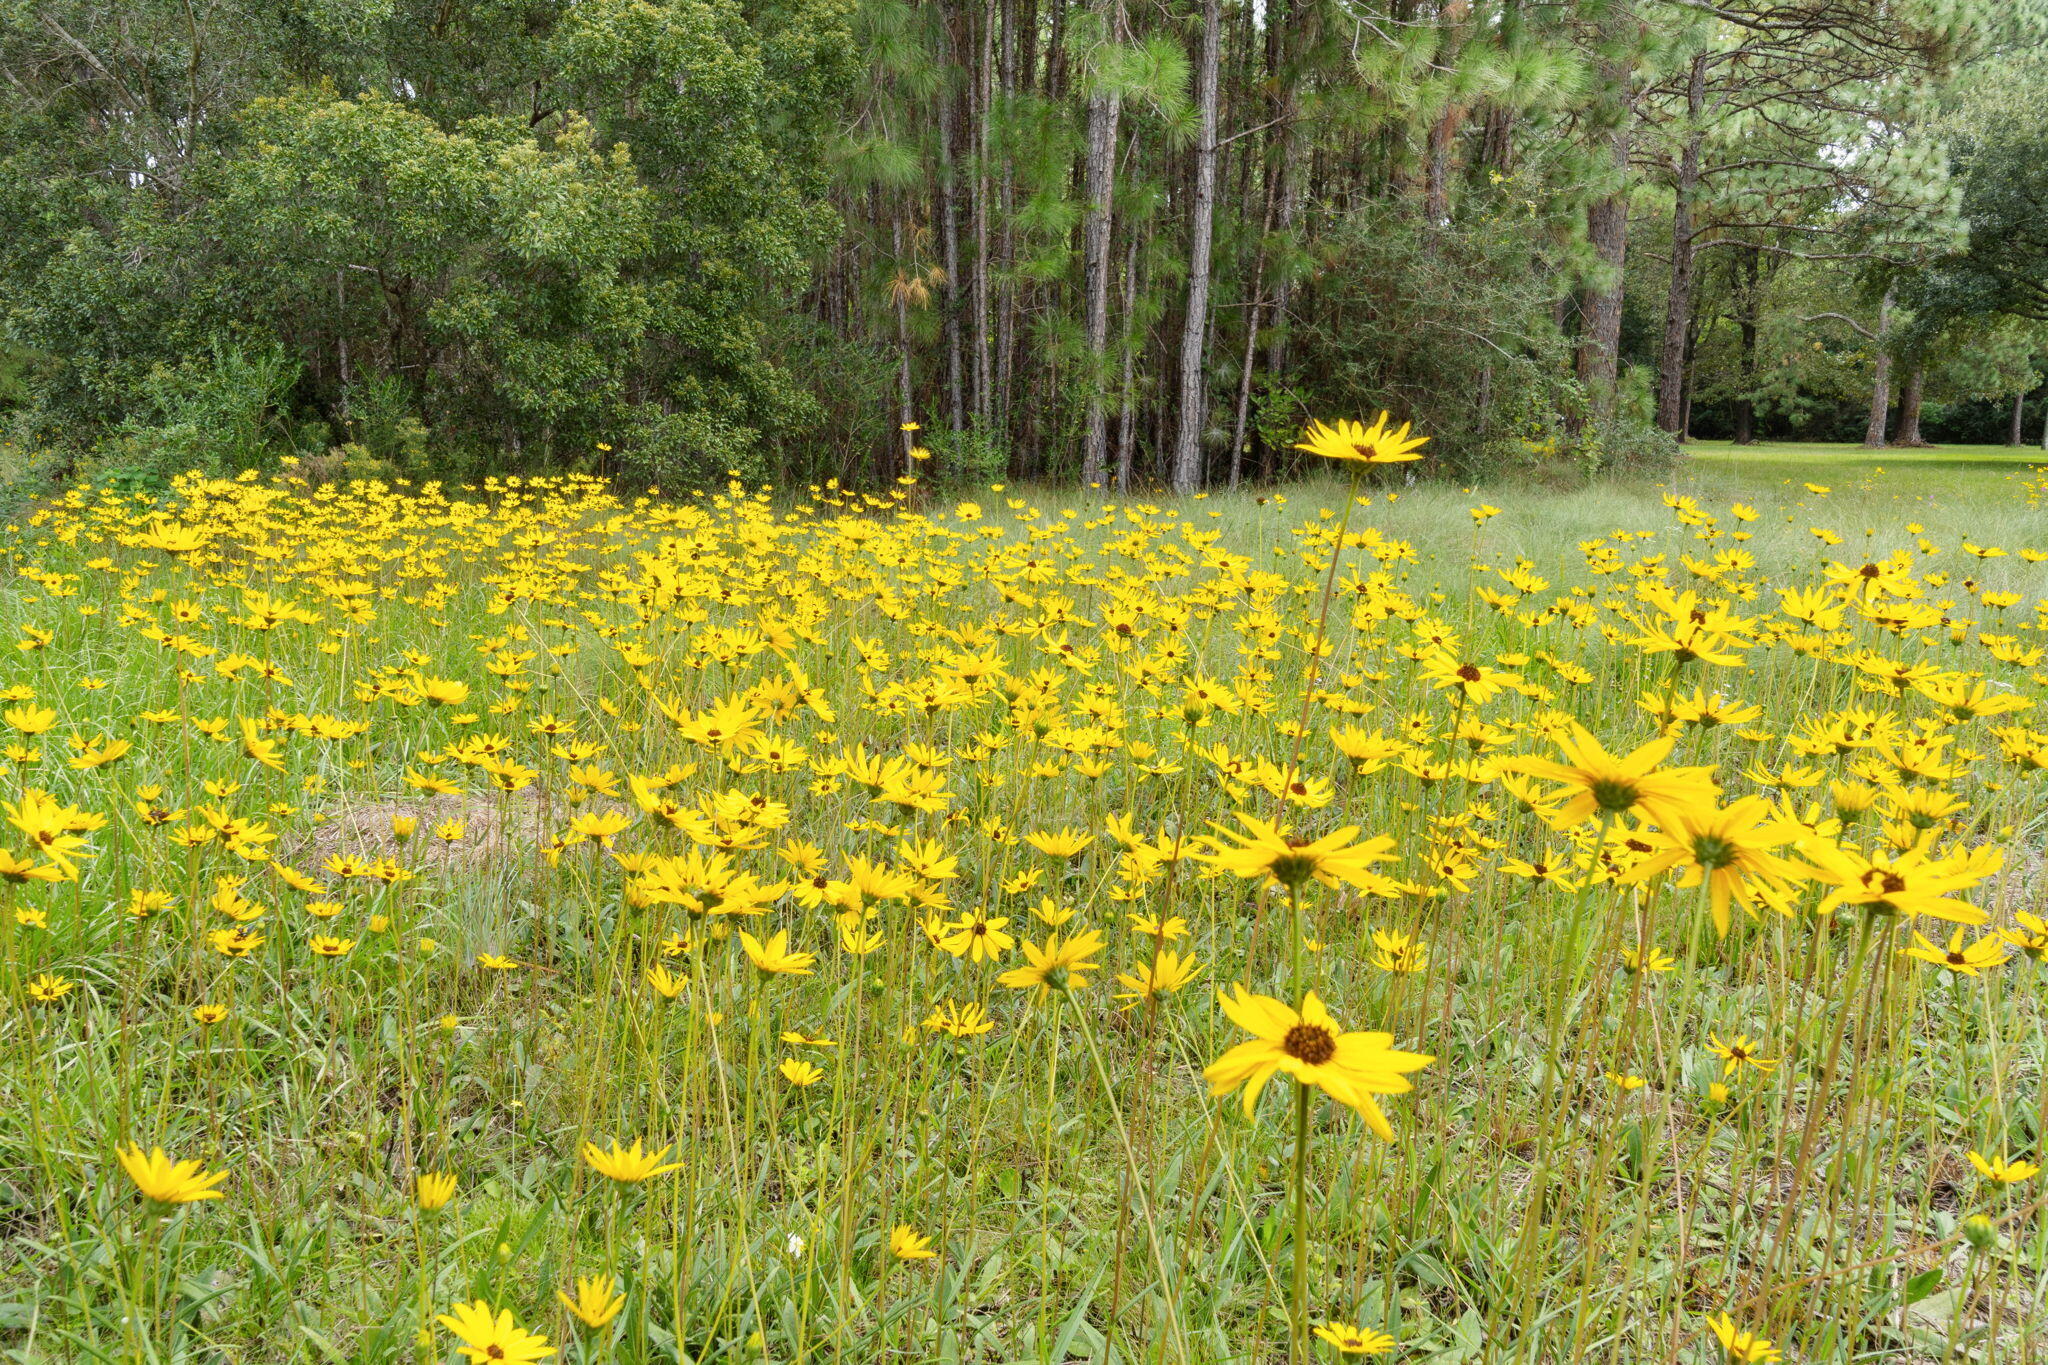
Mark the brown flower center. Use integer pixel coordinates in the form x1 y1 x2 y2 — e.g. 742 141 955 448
1282 1022 1336 1066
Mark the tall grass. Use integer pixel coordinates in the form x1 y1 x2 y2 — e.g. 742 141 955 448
0 451 2045 1364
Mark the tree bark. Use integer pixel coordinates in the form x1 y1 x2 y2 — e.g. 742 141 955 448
1575 186 1629 427
994 0 1019 445
1680 311 1699 439
1078 29 1122 487
1654 56 1705 436
1893 365 1927 447
1230 187 1276 488
1422 2 1472 227
1732 247 1758 444
891 216 917 477
971 0 995 427
1261 0 1304 395
1862 283 1895 448
1115 223 1142 491
1573 24 1634 431
2010 389 2025 447
1170 0 1221 495
937 45 967 434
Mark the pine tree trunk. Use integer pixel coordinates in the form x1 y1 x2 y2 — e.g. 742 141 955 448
1894 365 1927 447
1576 192 1628 427
1573 30 1634 431
1170 0 1221 495
1680 312 1698 439
1229 282 1264 489
994 0 1019 444
1654 172 1695 436
1230 187 1276 489
1115 224 1142 491
972 1 995 427
1655 57 1704 436
1264 158 1300 388
2009 389 2024 447
1733 248 1758 445
1863 283 1894 448
892 217 917 477
1044 0 1067 98
937 50 967 434
1079 49 1122 487
1422 3 1471 226
1261 0 1303 394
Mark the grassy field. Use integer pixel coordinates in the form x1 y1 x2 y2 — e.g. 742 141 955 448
1229 440 2048 579
1685 438 2048 489
1 438 2046 1365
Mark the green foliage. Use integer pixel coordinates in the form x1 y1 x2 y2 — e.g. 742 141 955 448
0 339 40 409
0 0 2034 482
92 341 303 489
0 0 855 480
1916 126 2048 326
344 375 431 474
614 404 770 492
926 419 1011 487
1291 202 1664 480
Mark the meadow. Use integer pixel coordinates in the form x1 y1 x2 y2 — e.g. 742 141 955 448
2 429 2047 1365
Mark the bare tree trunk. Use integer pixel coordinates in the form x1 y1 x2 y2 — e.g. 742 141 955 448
1479 102 1516 176
1733 247 1758 444
1230 189 1276 488
972 1 995 427
1680 313 1698 439
1573 19 1634 433
1654 57 1705 435
1261 0 1304 393
1894 365 1928 447
2009 389 2025 447
1170 0 1221 495
1422 2 1472 227
335 270 350 408
1078 26 1122 487
1424 109 1457 226
1115 224 1142 491
1863 283 1894 448
994 0 1019 443
938 46 967 434
1044 0 1067 98
892 217 917 478
1229 284 1264 489
1264 175 1300 389
1575 177 1630 426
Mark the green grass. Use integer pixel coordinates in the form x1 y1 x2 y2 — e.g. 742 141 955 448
1142 439 2048 605
1 454 2045 1365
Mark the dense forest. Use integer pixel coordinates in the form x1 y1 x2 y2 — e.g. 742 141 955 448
1 0 2045 492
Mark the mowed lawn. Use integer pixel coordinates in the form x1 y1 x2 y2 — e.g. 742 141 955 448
1144 439 2048 601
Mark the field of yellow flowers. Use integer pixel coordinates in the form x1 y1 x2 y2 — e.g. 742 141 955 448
3 425 2047 1364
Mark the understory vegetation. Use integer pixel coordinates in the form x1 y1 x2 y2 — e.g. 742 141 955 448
3 3 2047 497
